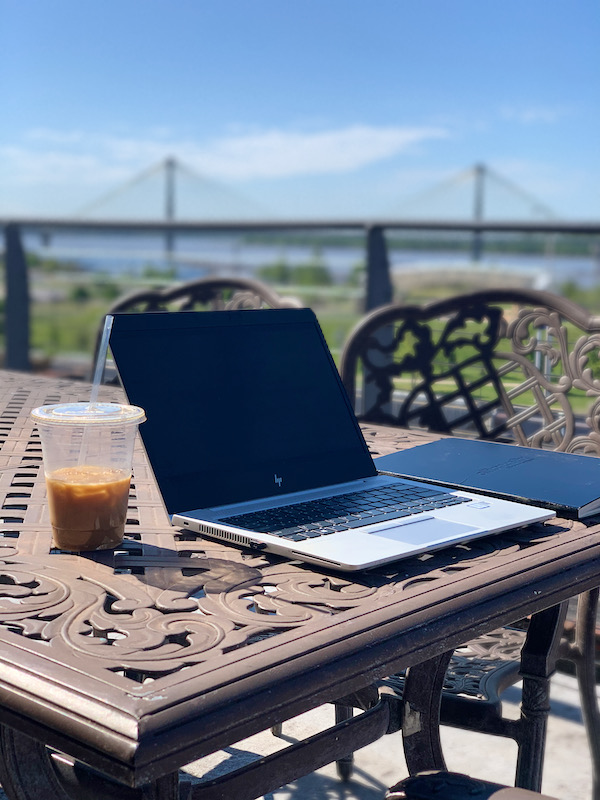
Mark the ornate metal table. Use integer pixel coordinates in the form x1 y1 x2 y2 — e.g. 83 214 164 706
0 371 599 799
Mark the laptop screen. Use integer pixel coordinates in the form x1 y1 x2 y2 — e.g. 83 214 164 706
109 308 376 514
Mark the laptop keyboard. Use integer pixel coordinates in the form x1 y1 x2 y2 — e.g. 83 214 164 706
221 483 471 542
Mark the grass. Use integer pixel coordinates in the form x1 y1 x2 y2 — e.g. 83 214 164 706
378 321 598 415
10 265 600 425
24 275 364 370
31 300 106 360
390 371 592 413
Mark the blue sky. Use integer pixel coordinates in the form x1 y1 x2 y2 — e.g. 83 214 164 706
1 0 598 219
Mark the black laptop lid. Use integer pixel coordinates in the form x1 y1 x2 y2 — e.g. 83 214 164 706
109 308 376 515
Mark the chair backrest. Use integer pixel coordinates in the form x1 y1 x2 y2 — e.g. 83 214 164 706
387 770 558 799
105 275 302 314
92 275 302 379
339 288 600 454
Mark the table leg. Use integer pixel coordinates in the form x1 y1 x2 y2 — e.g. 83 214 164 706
0 726 183 800
0 727 69 800
401 650 453 774
334 704 355 780
515 602 567 792
561 588 600 800
400 603 567 793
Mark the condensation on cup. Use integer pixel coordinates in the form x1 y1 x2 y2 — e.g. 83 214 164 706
31 402 146 552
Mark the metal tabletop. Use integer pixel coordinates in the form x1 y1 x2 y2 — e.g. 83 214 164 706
0 371 598 798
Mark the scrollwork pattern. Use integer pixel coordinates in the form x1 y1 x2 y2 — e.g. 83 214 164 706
509 308 567 365
571 333 600 395
0 512 564 686
344 292 600 452
0 552 388 680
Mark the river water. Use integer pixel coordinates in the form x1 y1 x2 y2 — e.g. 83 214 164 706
23 229 600 290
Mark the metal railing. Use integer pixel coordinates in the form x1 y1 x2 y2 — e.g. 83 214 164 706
2 217 600 372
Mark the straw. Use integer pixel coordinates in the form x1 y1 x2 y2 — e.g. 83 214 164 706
77 315 115 466
89 315 114 408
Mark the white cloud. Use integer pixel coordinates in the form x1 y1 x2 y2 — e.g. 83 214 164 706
191 125 448 179
0 145 128 185
0 124 449 189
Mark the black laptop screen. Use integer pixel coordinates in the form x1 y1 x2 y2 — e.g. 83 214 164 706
109 309 375 514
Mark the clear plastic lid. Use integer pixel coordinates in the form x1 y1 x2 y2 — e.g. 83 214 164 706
31 402 146 426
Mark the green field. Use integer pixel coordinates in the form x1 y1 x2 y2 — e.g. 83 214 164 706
20 269 364 372
31 299 108 361
4 257 600 421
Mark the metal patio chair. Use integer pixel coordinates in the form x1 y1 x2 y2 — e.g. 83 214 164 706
387 771 559 800
91 274 302 379
335 288 600 793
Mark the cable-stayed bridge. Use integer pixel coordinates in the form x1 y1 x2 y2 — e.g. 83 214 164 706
14 158 585 297
73 158 556 224
394 163 556 222
75 157 269 221
2 163 597 371
61 158 565 271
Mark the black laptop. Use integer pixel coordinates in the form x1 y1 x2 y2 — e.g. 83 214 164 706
107 308 554 571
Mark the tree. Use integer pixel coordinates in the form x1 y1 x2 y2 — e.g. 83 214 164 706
292 263 332 286
257 259 293 284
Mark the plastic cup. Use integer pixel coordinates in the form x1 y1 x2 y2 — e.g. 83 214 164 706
31 402 146 552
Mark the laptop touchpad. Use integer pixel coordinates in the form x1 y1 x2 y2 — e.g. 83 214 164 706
370 518 478 544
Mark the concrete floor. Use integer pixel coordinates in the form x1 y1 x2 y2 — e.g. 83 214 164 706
0 672 592 799
182 671 593 800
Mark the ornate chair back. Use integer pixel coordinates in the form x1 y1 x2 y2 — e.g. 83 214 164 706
92 275 302 378
340 288 600 454
105 275 302 314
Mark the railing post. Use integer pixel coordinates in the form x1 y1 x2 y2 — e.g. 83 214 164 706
362 225 394 417
4 224 31 371
365 225 393 311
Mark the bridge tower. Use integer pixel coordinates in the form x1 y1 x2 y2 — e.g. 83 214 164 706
472 162 486 261
164 157 176 268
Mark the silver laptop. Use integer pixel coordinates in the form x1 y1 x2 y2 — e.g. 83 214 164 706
108 308 555 572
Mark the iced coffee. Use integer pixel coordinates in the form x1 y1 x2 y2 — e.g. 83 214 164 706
31 402 145 552
46 465 132 550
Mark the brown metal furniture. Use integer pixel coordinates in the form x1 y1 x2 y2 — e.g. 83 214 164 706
340 287 600 452
387 771 558 800
0 371 599 799
103 275 302 314
338 288 600 794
